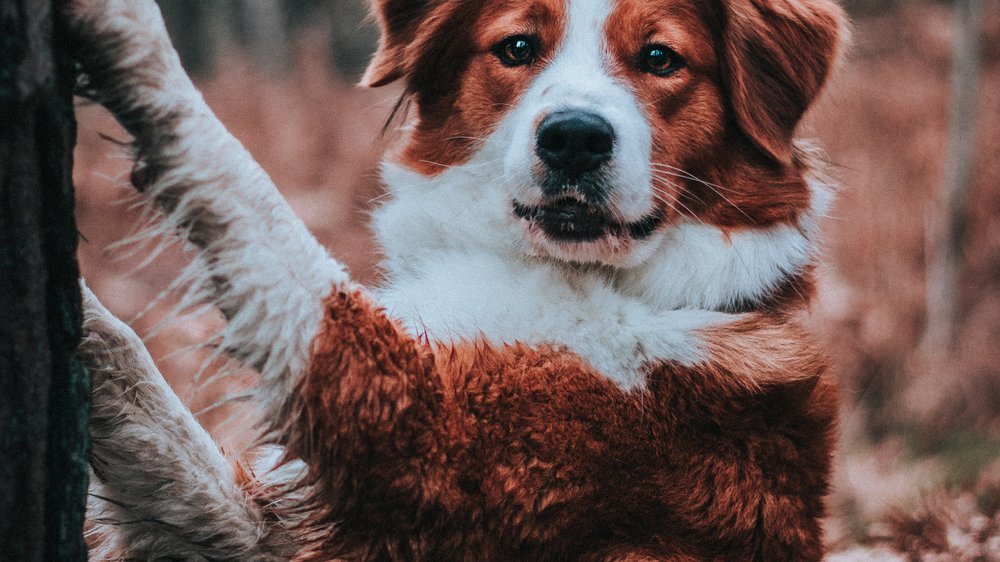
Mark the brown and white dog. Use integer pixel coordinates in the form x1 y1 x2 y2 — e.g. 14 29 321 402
68 0 847 559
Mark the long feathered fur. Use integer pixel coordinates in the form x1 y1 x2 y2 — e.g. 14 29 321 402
62 0 893 559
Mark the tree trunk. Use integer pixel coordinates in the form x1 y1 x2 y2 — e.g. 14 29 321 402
0 0 89 560
923 0 984 354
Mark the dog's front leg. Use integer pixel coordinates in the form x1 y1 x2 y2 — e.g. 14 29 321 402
65 0 350 417
79 282 290 560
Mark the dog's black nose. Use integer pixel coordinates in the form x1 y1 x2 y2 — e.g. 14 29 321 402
536 111 614 177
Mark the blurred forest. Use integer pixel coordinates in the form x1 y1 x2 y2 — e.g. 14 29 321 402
72 0 999 556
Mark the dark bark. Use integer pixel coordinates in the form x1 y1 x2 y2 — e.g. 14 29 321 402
0 0 89 560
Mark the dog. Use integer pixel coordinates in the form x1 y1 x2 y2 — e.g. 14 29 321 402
68 0 846 559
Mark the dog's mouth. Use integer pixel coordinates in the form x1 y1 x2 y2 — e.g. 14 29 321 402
512 198 664 243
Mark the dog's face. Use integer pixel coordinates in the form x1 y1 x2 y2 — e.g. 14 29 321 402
365 0 844 267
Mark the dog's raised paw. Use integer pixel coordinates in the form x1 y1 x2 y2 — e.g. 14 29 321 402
62 0 181 102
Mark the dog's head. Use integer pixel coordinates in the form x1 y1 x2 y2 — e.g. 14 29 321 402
365 0 845 268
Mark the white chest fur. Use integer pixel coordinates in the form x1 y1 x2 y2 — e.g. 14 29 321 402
376 251 719 389
371 169 828 390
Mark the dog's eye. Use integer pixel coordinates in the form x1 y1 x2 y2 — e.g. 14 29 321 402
638 45 685 77
493 35 538 67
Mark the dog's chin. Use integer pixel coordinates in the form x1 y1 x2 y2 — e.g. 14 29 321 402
512 198 665 267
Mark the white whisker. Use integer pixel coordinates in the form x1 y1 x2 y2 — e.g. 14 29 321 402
651 163 756 224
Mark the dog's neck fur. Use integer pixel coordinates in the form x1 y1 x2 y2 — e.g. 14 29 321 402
372 147 831 388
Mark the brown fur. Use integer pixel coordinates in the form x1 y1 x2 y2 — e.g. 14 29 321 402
264 288 836 560
366 0 569 175
608 0 844 229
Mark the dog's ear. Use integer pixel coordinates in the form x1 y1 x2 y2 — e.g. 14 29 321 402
362 0 439 87
722 0 846 165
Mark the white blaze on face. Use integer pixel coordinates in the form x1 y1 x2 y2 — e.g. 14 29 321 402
503 0 653 220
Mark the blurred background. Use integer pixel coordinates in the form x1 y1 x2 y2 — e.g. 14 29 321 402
72 0 999 555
